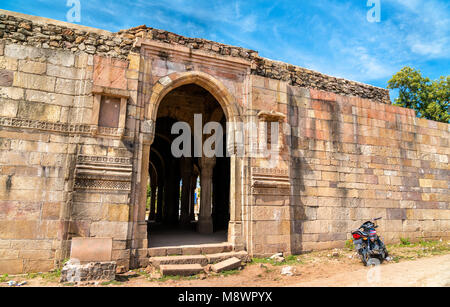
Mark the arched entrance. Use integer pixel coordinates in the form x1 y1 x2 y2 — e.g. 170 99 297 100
141 72 239 248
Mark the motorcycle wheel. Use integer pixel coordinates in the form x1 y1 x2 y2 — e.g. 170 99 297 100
360 252 370 266
383 248 389 260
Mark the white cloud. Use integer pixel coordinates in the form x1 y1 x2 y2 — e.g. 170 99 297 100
386 0 450 58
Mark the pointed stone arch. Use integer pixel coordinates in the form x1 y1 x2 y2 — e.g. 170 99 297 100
146 71 241 123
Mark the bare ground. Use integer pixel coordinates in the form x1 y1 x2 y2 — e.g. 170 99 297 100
2 240 449 287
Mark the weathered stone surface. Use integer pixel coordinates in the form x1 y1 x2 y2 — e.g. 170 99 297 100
17 101 61 122
148 247 167 257
60 260 116 282
25 89 73 107
18 60 47 74
0 221 38 239
0 87 24 100
0 99 18 117
200 243 233 255
0 57 18 70
149 255 209 268
160 264 204 276
0 259 23 274
211 257 242 273
0 69 14 86
206 251 250 264
13 72 55 91
70 237 113 262
93 56 128 90
89 222 128 240
387 208 407 220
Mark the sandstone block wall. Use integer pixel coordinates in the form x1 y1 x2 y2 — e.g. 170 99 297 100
246 76 449 256
287 87 449 252
0 41 86 274
0 38 140 273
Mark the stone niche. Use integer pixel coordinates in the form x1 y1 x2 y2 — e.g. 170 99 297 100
91 85 129 138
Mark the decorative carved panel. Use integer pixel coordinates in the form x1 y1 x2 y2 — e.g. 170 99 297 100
251 167 290 194
0 116 122 137
74 155 133 192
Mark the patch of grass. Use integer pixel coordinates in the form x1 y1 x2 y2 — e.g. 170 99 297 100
391 256 402 263
400 237 411 246
0 274 9 282
101 280 123 286
63 282 76 287
386 239 450 264
150 274 202 282
345 240 354 250
220 269 240 277
26 273 39 279
251 255 303 266
61 258 70 266
40 269 61 281
133 269 151 279
154 275 183 282
418 240 442 248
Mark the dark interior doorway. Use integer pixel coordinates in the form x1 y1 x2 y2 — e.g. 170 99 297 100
146 84 230 248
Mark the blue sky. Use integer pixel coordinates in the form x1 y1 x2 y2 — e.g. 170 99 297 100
2 0 449 100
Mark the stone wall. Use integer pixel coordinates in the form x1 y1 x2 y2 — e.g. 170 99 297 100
0 39 95 273
287 86 449 252
245 76 449 256
0 37 139 273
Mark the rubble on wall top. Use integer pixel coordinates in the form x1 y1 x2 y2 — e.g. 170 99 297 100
0 10 390 103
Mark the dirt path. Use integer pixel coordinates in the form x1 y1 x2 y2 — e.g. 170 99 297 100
291 254 450 287
4 240 449 287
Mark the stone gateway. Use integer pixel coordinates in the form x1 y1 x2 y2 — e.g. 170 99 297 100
0 10 448 274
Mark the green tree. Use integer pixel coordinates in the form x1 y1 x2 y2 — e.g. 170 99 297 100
387 67 449 123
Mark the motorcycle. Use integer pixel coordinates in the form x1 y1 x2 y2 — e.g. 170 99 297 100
351 217 389 266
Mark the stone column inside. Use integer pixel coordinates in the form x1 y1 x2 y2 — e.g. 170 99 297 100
180 157 193 226
163 158 178 225
197 157 216 234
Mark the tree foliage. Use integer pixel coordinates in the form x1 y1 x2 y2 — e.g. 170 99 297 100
387 67 449 123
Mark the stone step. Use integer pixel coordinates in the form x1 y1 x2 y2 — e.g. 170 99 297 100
211 257 243 273
148 242 233 257
160 264 205 276
149 251 249 269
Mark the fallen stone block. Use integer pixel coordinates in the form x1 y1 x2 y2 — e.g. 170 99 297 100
160 264 204 276
60 260 116 283
206 251 249 264
211 257 242 273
